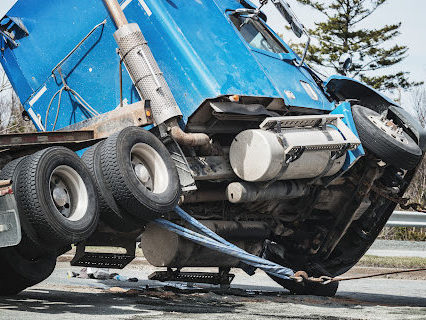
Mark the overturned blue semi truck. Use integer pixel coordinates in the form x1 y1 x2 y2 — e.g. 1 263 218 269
0 0 425 296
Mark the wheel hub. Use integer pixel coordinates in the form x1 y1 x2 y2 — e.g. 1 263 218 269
50 175 71 218
132 157 154 191
130 143 169 194
134 163 151 184
368 113 407 144
52 186 69 207
49 165 88 221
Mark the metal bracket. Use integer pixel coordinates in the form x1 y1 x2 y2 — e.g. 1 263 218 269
260 114 361 152
0 15 29 48
162 135 197 192
149 267 235 286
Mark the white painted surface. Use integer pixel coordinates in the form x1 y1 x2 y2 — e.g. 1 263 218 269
138 0 152 16
28 85 47 106
0 0 18 19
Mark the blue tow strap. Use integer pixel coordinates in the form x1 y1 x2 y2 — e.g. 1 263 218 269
153 206 295 280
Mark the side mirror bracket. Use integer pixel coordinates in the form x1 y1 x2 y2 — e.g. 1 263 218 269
339 53 353 75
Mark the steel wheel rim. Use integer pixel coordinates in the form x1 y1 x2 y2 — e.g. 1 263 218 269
49 165 88 221
368 113 408 144
130 143 169 194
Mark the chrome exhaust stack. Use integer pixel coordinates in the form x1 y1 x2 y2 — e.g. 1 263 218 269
102 0 209 147
103 0 181 125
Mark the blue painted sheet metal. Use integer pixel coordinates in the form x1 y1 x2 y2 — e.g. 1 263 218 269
331 101 365 171
324 75 399 108
1 0 335 132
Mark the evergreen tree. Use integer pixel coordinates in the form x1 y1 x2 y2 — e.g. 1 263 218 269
292 0 422 90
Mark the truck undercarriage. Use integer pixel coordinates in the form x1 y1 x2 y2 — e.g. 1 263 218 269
0 0 424 297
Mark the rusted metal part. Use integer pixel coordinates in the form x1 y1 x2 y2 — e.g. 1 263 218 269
0 180 12 196
186 155 235 181
0 130 101 169
370 183 426 213
61 101 153 139
168 119 211 148
292 268 426 285
0 130 94 148
318 163 381 260
181 189 227 203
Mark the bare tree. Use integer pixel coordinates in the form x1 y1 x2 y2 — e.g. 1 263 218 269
0 66 13 132
0 68 11 92
405 86 426 206
411 87 426 126
0 66 35 134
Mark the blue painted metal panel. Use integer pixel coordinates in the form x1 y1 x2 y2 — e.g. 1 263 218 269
1 0 137 131
331 101 365 171
324 75 399 108
1 0 335 132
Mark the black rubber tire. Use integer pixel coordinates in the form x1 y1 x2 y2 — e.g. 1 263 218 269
100 127 181 221
0 157 26 182
0 235 56 296
352 105 422 170
0 156 45 251
15 147 99 247
82 142 139 232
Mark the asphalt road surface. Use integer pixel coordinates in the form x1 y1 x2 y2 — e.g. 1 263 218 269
0 261 425 320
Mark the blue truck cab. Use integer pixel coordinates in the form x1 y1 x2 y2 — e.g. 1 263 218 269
0 0 424 296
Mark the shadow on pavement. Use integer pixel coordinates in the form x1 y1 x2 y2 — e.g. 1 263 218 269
0 281 425 317
0 287 243 316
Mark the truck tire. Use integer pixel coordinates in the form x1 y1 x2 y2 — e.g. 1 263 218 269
352 105 422 170
82 142 139 232
0 156 44 250
0 234 56 296
100 127 181 221
16 147 99 247
0 156 26 182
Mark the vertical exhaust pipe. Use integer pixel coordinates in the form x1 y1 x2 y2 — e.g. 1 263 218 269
102 0 210 147
102 0 128 28
104 0 181 125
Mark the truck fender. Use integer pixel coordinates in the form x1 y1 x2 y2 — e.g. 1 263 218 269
325 75 426 151
324 75 398 111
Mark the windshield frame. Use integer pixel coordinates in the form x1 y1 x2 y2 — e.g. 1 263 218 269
228 12 297 61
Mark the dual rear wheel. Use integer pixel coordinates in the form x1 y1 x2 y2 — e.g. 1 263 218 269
82 126 181 231
0 127 181 296
0 147 99 296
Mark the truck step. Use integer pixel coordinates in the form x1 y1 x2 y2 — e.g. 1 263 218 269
149 268 235 286
70 251 135 269
70 227 139 269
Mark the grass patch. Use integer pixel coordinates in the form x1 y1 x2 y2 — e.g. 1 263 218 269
357 255 426 269
379 227 426 241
